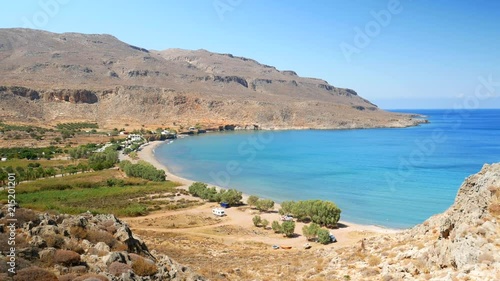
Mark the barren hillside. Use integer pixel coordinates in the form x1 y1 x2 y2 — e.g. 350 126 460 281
0 28 424 129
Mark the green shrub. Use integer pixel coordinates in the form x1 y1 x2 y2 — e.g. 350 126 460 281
302 223 320 241
119 160 165 181
271 221 282 233
252 215 262 227
255 199 275 212
247 195 259 207
317 229 331 245
279 200 341 227
282 221 295 238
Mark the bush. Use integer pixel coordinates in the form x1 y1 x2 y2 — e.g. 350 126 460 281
219 189 242 206
58 274 78 281
54 249 81 266
188 182 241 205
43 234 65 248
271 221 282 233
282 221 295 237
119 160 165 181
252 215 262 227
279 200 341 227
73 274 109 281
132 257 158 276
255 199 275 212
247 195 259 207
109 261 132 276
317 229 331 245
302 223 320 241
85 230 121 249
13 266 58 281
89 150 119 171
261 219 269 229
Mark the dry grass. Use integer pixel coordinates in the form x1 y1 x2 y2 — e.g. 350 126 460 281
54 250 81 266
43 234 65 248
109 261 132 276
13 266 58 281
72 274 109 281
367 255 381 266
132 257 158 276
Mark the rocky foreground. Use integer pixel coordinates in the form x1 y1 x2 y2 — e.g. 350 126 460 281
1 163 498 280
0 210 204 281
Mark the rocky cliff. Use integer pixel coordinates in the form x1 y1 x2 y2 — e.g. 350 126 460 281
0 209 204 281
0 28 424 129
317 163 500 281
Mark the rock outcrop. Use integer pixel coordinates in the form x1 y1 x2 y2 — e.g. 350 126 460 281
317 163 500 281
0 209 204 281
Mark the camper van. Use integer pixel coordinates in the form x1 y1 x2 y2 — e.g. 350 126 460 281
212 208 226 217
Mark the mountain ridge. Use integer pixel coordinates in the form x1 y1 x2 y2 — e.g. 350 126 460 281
0 28 425 129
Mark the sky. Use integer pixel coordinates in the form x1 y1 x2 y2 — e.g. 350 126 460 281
1 0 500 109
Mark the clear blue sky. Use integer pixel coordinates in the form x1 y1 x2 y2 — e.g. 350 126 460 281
1 0 500 109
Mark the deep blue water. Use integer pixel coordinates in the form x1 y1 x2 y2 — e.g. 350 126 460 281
155 109 500 229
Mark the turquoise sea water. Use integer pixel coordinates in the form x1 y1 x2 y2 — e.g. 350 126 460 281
155 110 500 229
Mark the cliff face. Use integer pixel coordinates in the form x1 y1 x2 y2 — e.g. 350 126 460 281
318 163 500 281
0 28 424 129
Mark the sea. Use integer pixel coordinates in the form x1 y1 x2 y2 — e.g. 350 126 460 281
154 109 500 229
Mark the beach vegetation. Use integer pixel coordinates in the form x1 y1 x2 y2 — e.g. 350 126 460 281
247 195 259 207
255 199 275 212
302 223 320 241
119 160 166 181
261 219 269 229
281 221 295 237
279 200 341 228
188 182 242 206
252 215 262 227
219 189 243 206
271 220 282 233
317 229 331 244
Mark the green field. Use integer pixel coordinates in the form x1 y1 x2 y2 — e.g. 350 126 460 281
0 158 87 169
1 169 187 217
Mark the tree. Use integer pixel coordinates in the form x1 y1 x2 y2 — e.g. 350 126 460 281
282 221 295 238
271 221 282 233
255 199 275 212
252 215 262 227
317 229 331 245
278 200 341 228
302 223 320 241
220 189 242 206
188 182 208 197
261 219 269 229
45 167 56 178
247 195 259 207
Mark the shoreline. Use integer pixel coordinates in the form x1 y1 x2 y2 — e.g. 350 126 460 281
137 140 402 235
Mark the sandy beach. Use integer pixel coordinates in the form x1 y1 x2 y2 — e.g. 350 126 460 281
135 140 401 237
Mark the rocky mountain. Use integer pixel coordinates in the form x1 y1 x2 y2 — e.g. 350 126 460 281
0 28 424 129
0 209 205 281
317 163 500 281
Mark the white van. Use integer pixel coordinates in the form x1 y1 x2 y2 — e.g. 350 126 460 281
212 208 226 217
